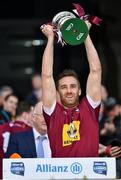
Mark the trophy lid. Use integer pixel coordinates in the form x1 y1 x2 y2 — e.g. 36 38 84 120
52 11 76 28
60 18 89 45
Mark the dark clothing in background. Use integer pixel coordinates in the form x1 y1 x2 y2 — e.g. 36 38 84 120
5 129 37 158
0 110 11 124
26 92 38 106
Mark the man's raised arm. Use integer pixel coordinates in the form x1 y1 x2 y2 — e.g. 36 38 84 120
85 32 102 102
41 25 56 108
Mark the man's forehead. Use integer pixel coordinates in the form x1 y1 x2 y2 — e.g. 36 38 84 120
59 76 78 85
8 96 18 101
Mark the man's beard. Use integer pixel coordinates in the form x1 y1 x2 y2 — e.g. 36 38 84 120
60 95 79 108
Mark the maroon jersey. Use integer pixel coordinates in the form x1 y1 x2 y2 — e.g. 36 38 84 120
44 97 100 157
0 122 12 157
0 121 31 179
0 122 12 179
11 121 32 133
0 121 31 156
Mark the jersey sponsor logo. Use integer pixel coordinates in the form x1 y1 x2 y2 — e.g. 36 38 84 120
62 120 80 146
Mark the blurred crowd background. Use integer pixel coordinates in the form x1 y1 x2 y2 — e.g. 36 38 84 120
0 0 121 101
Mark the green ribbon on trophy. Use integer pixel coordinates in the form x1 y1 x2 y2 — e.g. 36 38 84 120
52 4 102 46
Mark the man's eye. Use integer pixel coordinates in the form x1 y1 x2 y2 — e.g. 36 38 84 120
61 86 66 89
71 84 77 88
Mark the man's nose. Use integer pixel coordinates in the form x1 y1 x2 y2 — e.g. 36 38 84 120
67 87 71 93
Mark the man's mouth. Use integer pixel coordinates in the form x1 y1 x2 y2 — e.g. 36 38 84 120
66 95 73 98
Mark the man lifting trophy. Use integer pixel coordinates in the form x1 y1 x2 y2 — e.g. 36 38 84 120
41 3 102 46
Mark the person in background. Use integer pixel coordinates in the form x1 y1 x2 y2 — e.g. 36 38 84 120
26 73 42 106
0 93 18 124
99 143 121 179
0 86 13 108
0 101 32 157
0 101 32 179
13 101 33 130
40 22 101 157
99 97 120 145
101 84 108 102
99 84 108 121
5 101 51 158
99 97 121 179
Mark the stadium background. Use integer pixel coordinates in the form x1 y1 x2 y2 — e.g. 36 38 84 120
0 0 121 101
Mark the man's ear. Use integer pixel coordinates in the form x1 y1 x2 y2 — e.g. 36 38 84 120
79 89 81 96
22 112 28 119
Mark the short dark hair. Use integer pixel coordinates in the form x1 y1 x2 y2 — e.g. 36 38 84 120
4 93 18 101
104 97 117 112
16 101 31 116
56 69 80 89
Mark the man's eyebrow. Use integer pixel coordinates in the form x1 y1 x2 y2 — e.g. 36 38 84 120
60 83 77 87
60 84 67 87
